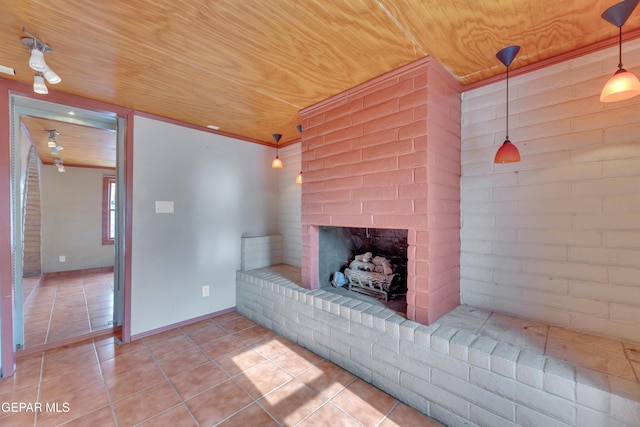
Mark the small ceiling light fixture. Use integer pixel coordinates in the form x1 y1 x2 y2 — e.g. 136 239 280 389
54 157 65 173
295 125 303 184
271 133 283 168
46 130 59 147
600 0 640 102
21 27 61 94
494 45 521 164
47 130 64 155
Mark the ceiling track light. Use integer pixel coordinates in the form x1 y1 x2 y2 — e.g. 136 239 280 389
21 27 61 94
271 133 283 168
600 0 640 102
54 157 65 173
494 45 521 164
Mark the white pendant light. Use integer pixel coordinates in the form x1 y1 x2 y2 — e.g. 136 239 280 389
33 73 48 94
600 0 640 102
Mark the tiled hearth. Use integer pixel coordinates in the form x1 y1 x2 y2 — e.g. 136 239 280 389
237 265 640 426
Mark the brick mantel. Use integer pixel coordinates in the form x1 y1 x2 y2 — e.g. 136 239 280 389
299 56 462 325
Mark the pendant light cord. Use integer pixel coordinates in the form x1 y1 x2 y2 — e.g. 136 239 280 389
618 26 623 70
505 65 509 141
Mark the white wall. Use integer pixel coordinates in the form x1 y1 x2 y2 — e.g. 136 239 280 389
40 165 115 273
461 39 640 343
131 116 279 336
277 143 302 267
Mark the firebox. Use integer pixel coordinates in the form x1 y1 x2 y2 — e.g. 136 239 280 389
318 226 407 293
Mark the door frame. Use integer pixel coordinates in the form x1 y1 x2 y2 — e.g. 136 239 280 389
0 79 133 377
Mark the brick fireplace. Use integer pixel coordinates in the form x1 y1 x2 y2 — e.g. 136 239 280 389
299 56 462 325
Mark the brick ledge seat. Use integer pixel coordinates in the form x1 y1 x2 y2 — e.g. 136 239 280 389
236 266 640 427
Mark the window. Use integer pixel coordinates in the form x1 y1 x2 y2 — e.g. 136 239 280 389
102 175 116 245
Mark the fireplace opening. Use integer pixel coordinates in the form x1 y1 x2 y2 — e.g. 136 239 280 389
318 226 408 314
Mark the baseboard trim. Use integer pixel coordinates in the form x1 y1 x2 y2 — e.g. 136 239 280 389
130 307 237 341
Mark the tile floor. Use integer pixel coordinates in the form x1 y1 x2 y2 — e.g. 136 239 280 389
21 269 115 349
1 311 444 426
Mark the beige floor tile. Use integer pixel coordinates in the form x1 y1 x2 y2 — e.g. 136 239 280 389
106 362 166 402
180 320 228 344
250 335 295 359
216 348 268 376
186 380 253 426
145 332 195 360
112 381 181 426
137 404 197 426
218 403 279 426
298 360 356 398
234 325 279 346
234 361 293 399
380 402 444 426
169 362 230 400
297 402 361 427
331 379 397 427
199 335 247 360
259 379 327 425
36 381 111 427
156 347 210 378
272 345 324 376
214 315 257 333
58 406 116 427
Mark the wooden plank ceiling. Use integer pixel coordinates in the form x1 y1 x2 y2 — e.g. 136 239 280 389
1 0 638 167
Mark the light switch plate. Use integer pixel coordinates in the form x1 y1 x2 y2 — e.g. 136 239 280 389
155 201 174 213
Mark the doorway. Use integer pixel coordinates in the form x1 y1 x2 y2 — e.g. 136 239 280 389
10 95 125 352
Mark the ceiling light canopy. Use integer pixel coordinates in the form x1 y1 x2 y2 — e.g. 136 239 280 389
600 0 640 102
494 45 521 164
271 133 283 168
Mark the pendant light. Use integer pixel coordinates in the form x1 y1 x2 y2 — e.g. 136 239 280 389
271 133 283 168
600 0 640 102
295 125 302 184
494 45 521 164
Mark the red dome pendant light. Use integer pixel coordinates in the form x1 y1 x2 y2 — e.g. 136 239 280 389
494 45 521 164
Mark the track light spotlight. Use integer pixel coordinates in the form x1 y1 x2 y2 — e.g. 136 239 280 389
33 73 48 94
28 48 46 71
43 65 61 84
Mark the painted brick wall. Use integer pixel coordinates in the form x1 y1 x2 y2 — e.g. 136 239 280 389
277 143 302 267
299 57 462 324
461 38 640 343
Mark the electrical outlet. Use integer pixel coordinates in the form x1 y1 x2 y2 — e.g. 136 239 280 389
202 285 210 297
59 255 66 263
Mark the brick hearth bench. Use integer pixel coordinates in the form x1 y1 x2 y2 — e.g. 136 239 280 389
236 266 640 427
